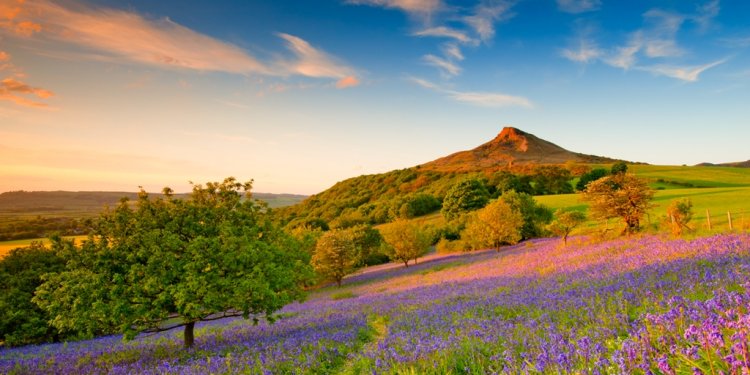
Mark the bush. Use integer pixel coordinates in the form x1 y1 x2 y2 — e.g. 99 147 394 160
441 179 490 221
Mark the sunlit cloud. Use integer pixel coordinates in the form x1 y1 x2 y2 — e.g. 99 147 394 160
276 33 360 88
409 76 532 108
346 0 442 18
1 0 359 87
604 35 642 70
0 51 54 108
561 40 602 63
556 0 601 14
637 59 727 82
335 76 360 89
423 54 461 77
413 26 472 43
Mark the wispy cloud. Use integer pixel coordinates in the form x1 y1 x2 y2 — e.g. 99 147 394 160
346 0 442 19
410 77 532 108
637 59 727 82
423 54 461 77
277 33 360 88
464 0 514 43
442 43 464 60
692 0 720 32
556 0 601 14
0 51 54 108
561 40 602 63
1 0 359 87
413 26 472 43
0 77 54 108
604 35 642 69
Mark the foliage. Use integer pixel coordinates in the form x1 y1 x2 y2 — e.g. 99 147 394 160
462 199 523 251
582 173 655 234
532 165 574 195
486 171 534 197
345 225 387 267
547 209 587 245
610 161 628 175
575 168 609 191
380 219 432 267
441 179 490 221
393 193 441 219
0 240 73 347
499 190 553 240
666 198 693 235
311 230 358 287
435 238 471 253
33 178 313 348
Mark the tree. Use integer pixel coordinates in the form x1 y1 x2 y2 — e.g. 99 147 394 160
441 179 490 221
0 240 73 347
33 178 313 348
666 198 693 235
576 168 609 191
311 230 357 287
462 199 523 252
346 224 386 266
610 161 628 175
532 165 574 195
380 219 432 267
582 173 654 235
547 209 587 246
500 190 553 240
487 171 534 197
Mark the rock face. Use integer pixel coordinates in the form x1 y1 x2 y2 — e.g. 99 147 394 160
420 126 617 172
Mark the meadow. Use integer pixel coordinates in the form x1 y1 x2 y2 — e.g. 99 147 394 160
3 232 750 374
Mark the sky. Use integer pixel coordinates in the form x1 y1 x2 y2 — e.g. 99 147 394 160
1 0 749 195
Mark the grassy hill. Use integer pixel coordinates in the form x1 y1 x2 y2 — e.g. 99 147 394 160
4 233 749 373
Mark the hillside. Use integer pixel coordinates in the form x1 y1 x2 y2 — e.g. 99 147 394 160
421 127 620 172
4 233 750 373
697 160 750 168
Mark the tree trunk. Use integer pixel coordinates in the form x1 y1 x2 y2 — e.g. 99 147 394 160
184 321 195 348
563 233 568 246
403 259 409 268
336 278 342 287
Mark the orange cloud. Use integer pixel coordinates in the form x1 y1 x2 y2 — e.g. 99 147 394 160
277 33 359 83
336 76 360 89
0 0 42 36
0 77 54 108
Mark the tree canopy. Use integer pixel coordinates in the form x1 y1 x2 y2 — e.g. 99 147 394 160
33 178 313 348
441 179 490 221
582 173 654 234
380 219 432 267
311 229 358 287
547 209 587 246
462 199 523 252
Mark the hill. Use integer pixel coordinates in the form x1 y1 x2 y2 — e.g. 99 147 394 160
0 190 306 240
696 160 750 168
421 127 620 172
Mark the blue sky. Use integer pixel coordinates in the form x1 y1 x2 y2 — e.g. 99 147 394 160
1 0 749 194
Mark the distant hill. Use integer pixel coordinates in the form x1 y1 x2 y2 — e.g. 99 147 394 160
421 127 620 172
696 160 750 168
0 190 306 241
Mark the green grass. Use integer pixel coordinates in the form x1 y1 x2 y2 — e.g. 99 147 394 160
536 186 750 234
631 164 750 188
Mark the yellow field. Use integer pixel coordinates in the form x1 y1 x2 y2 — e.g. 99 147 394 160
0 236 88 258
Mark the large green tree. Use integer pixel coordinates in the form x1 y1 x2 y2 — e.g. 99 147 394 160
33 178 313 348
441 179 490 221
500 190 553 240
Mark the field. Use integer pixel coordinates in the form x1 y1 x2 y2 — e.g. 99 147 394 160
0 236 88 258
3 232 750 374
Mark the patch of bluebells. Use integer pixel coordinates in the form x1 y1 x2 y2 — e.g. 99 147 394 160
2 234 750 374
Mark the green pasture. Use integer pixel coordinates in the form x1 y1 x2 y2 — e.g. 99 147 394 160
536 186 750 233
630 164 750 188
